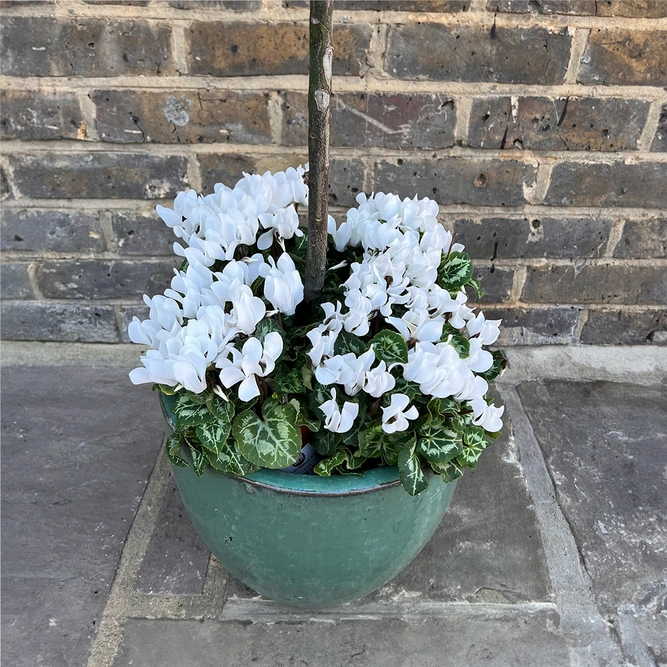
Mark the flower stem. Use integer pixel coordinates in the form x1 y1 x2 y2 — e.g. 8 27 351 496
304 0 334 302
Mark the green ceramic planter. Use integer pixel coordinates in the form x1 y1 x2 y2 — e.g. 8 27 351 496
162 394 457 609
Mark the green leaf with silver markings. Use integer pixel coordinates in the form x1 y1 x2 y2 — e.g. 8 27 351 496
334 330 367 356
437 251 473 293
382 430 415 466
431 459 464 483
448 332 470 359
165 432 188 468
314 449 347 477
195 420 231 456
416 419 464 463
232 398 301 469
189 444 208 477
398 442 428 496
205 440 257 476
357 424 384 459
371 329 408 365
311 428 340 456
173 393 210 427
273 366 306 394
206 393 234 423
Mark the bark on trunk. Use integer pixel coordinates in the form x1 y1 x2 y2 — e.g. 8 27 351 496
304 0 334 302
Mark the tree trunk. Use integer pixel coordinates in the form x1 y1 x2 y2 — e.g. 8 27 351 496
304 0 334 302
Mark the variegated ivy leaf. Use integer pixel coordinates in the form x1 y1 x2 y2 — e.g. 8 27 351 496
430 459 464 483
398 442 428 496
232 399 301 469
437 251 473 293
416 419 464 464
189 444 208 477
165 432 188 468
205 440 257 477
195 420 231 456
448 332 470 359
314 449 347 476
173 393 211 427
371 329 409 365
357 424 383 459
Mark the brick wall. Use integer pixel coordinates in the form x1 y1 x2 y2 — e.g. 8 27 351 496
1 0 666 346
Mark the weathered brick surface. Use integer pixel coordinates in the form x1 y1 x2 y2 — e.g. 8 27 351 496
487 0 594 13
522 265 667 305
1 169 13 200
468 97 649 152
580 308 667 345
282 92 456 149
169 0 262 8
316 0 469 9
199 154 363 207
8 153 189 199
483 306 581 345
386 24 571 84
1 209 106 253
454 216 612 259
468 266 514 304
544 162 667 208
1 91 83 141
578 30 667 86
651 105 667 152
612 219 667 259
92 90 271 144
1 263 34 300
1 19 176 78
375 158 535 206
34 260 178 300
187 23 371 77
119 304 149 343
0 302 119 343
112 211 177 256
594 1 667 17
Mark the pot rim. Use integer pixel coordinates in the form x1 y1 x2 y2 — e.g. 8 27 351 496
160 392 431 497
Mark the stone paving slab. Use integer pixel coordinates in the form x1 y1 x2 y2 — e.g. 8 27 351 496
137 475 209 596
518 380 667 663
1 367 163 667
112 614 570 667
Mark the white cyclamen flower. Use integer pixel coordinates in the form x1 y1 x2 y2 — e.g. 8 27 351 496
361 361 396 398
466 312 502 346
403 341 467 399
319 388 359 434
381 393 419 434
259 253 305 316
470 398 504 433
217 332 283 402
315 349 375 396
257 205 303 250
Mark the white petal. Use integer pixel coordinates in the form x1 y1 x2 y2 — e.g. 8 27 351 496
257 229 274 251
129 367 152 385
238 375 260 402
219 366 246 388
262 331 284 361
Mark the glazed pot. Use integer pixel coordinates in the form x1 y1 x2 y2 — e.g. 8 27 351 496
162 394 457 609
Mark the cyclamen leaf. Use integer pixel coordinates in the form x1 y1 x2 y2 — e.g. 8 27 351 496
431 460 464 483
206 394 234 423
371 330 409 365
232 399 301 469
189 444 208 477
311 428 340 456
273 367 306 394
165 432 188 468
438 251 473 292
398 443 428 496
416 419 464 464
457 443 486 468
389 378 421 402
255 318 285 345
468 276 483 299
289 399 321 432
205 440 257 476
195 420 231 456
334 331 367 356
173 394 211 427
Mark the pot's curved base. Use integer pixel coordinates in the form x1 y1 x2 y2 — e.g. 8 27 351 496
172 460 457 610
